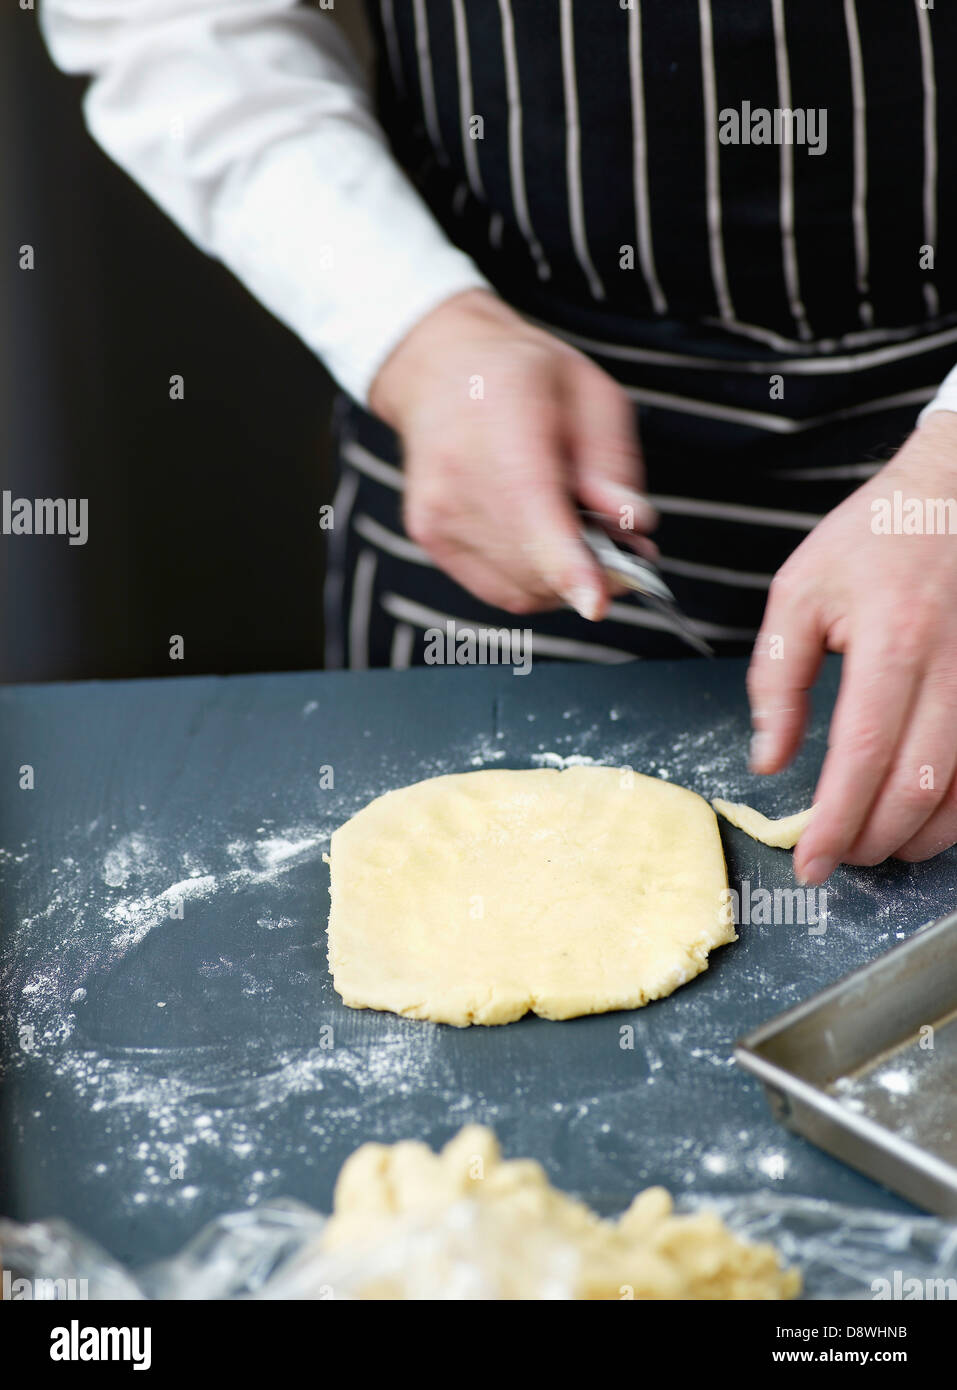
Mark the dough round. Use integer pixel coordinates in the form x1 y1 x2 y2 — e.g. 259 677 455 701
327 766 734 1027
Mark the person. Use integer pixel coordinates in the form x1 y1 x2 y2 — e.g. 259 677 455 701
40 0 957 885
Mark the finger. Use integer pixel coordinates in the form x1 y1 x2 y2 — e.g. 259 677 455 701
894 768 957 862
583 513 661 565
562 366 658 534
846 661 957 864
485 392 611 620
794 621 921 883
420 542 565 615
623 534 661 565
404 388 611 617
746 568 825 777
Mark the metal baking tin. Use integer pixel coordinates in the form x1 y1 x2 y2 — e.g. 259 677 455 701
736 911 957 1216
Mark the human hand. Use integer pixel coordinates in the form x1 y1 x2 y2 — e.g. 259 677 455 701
747 411 957 882
369 289 657 619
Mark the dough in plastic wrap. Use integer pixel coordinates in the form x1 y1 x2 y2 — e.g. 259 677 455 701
327 766 734 1026
320 1126 801 1300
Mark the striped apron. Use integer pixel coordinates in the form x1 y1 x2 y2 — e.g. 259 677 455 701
326 0 957 669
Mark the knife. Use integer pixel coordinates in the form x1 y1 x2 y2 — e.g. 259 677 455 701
578 512 715 659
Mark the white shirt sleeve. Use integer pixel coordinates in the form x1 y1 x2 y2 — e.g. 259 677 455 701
917 363 957 427
39 0 491 404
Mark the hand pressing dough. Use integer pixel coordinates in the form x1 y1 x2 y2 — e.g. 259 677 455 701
711 799 814 849
327 766 734 1026
320 1125 801 1300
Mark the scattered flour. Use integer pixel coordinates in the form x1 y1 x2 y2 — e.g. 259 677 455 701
879 1068 916 1098
102 833 161 889
108 876 218 952
531 752 601 769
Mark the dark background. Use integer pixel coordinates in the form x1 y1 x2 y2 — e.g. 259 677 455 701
1 5 344 684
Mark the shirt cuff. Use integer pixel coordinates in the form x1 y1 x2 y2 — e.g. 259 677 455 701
917 362 957 428
208 129 493 405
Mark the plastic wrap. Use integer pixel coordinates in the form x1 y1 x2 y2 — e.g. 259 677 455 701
3 1192 956 1300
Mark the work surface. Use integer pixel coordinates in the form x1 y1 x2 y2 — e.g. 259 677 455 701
1 658 955 1268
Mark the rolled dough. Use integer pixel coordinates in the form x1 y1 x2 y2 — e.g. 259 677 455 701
711 799 814 849
326 766 734 1026
320 1125 800 1300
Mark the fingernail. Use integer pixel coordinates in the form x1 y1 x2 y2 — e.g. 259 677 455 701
797 856 833 886
564 585 602 622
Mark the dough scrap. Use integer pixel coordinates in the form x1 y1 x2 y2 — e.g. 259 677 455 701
711 799 814 850
319 1125 801 1300
327 766 734 1026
